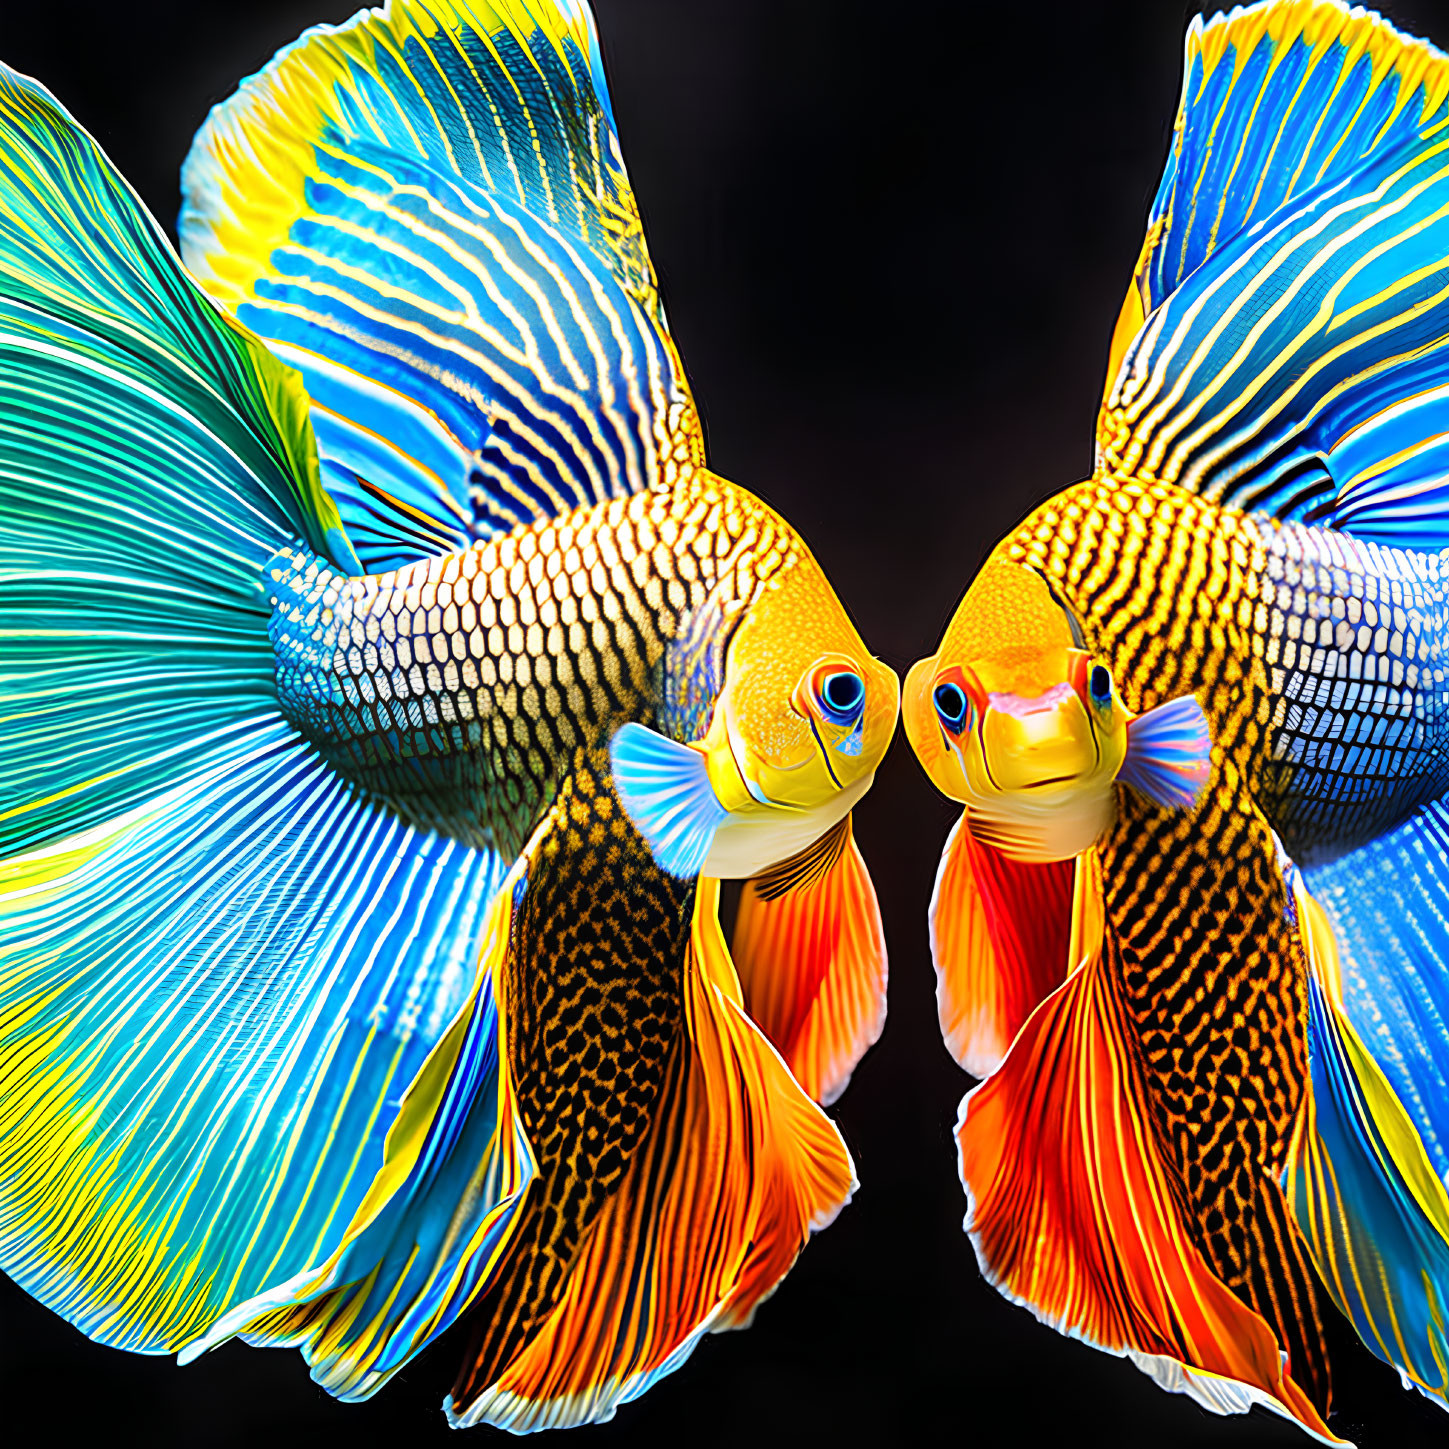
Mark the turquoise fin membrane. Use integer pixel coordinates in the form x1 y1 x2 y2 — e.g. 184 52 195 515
0 62 530 1390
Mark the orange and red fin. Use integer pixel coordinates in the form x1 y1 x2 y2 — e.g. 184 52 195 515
447 879 855 1431
731 815 887 1104
929 813 1074 1078
957 851 1337 1442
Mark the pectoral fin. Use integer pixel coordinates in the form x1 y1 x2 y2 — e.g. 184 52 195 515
1120 695 1211 811
609 722 728 878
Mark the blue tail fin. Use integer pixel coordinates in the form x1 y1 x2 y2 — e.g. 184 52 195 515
1286 857 1449 1409
0 61 532 1395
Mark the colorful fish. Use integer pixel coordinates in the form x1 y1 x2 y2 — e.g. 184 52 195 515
905 0 1449 1441
0 0 896 1431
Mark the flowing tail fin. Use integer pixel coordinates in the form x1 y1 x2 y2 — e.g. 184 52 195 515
0 61 532 1392
0 59 351 858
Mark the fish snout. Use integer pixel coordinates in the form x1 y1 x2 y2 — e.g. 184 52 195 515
979 687 1097 791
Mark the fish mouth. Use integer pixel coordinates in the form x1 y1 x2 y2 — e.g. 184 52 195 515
1019 773 1076 790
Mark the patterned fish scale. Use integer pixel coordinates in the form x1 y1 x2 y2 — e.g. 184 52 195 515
1257 521 1449 859
1002 476 1449 1398
268 475 792 854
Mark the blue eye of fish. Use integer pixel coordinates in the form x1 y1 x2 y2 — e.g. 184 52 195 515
818 669 866 725
933 681 969 732
1090 665 1112 707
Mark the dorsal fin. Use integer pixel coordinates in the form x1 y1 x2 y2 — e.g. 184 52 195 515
1096 2 1449 551
1105 0 1449 391
181 0 705 571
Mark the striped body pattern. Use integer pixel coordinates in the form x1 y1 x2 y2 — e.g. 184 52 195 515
269 477 791 852
0 0 895 1435
907 1 1449 1440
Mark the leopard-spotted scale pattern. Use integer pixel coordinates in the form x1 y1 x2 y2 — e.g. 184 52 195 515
267 475 792 855
1002 478 1449 1408
455 746 691 1397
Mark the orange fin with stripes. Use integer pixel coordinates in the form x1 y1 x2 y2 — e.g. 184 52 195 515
731 814 887 1104
930 812 1074 1077
957 851 1338 1442
448 877 856 1431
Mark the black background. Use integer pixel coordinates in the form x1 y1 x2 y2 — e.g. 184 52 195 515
3 2 1449 1446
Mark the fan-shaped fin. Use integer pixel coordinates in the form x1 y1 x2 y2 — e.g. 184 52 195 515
1285 866 1449 1412
957 850 1336 1443
731 815 887 1105
1097 2 1449 550
929 813 1074 1078
1105 0 1449 391
184 864 535 1402
0 720 521 1374
447 877 854 1431
181 0 705 571
0 60 358 859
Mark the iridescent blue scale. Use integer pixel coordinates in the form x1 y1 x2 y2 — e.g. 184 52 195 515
1258 522 1449 861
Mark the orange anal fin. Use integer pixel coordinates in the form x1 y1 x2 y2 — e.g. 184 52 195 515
731 815 886 1105
449 879 855 1432
958 893 1337 1442
931 813 1074 1078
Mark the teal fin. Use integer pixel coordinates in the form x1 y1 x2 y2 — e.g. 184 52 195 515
0 60 356 860
1099 3 1449 550
1119 695 1211 810
180 0 707 570
0 53 536 1398
1284 865 1449 1410
609 722 727 878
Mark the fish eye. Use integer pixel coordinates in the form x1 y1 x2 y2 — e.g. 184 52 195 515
818 669 866 725
1089 664 1112 707
933 681 969 733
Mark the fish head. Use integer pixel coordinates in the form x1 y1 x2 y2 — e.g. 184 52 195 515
904 560 1127 862
699 549 899 875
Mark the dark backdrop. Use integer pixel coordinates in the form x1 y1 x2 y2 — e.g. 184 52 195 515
3 2 1449 1446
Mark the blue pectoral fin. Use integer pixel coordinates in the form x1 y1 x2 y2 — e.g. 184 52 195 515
1119 695 1211 810
1285 870 1449 1409
609 722 727 878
